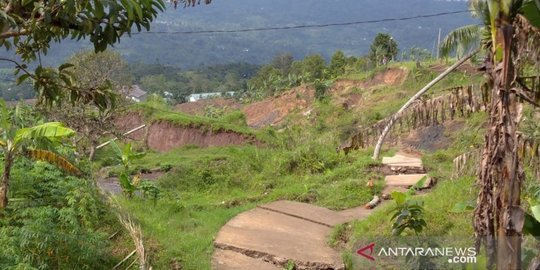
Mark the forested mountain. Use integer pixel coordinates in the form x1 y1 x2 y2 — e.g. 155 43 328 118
0 0 473 68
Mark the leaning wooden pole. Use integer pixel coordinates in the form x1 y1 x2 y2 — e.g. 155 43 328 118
95 124 146 150
372 51 477 160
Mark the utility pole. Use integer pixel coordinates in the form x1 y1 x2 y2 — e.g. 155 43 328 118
436 28 442 60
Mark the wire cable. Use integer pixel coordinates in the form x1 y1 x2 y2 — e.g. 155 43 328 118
133 10 471 35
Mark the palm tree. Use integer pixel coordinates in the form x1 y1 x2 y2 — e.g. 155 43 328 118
0 101 81 209
441 1 540 269
439 0 492 59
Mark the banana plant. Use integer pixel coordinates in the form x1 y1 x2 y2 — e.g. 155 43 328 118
0 101 80 209
110 141 146 198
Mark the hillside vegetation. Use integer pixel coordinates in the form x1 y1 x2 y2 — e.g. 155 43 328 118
93 60 488 269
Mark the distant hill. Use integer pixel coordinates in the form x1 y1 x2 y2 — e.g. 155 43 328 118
0 0 474 68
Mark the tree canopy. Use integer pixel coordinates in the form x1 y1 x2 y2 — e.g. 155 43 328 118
369 33 399 65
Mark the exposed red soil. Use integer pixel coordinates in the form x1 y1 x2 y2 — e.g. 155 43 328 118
174 98 241 115
114 112 146 140
362 67 409 88
240 68 409 127
242 85 315 128
146 121 258 152
114 113 259 152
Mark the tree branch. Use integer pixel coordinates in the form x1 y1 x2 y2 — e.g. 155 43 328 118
0 29 29 39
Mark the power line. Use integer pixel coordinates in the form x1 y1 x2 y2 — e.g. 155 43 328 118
133 10 471 35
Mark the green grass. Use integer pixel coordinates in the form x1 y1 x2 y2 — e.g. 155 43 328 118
108 143 388 269
125 102 280 143
100 63 489 269
119 198 255 269
343 109 489 269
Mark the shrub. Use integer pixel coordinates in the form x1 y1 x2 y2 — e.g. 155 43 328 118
0 162 115 269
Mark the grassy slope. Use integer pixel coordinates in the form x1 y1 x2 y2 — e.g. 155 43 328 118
343 112 487 269
101 62 486 269
128 102 265 140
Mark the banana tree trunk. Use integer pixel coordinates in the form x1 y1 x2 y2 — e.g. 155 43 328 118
0 152 14 209
475 24 523 270
372 52 477 160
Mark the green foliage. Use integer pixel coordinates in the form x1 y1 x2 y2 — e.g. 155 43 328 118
369 33 399 66
0 0 166 61
272 53 295 76
298 54 328 81
68 49 132 91
313 80 330 100
286 260 295 270
132 62 257 103
139 180 161 203
0 161 116 269
329 51 347 78
219 110 247 126
110 142 152 199
132 102 260 140
521 0 540 29
406 47 433 62
439 25 482 58
390 191 427 236
203 105 226 119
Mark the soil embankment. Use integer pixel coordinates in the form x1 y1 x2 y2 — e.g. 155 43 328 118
114 113 259 152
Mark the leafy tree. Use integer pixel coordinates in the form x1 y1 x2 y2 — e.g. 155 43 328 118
223 73 242 92
141 74 179 95
69 50 132 90
272 53 295 76
295 54 327 81
329 51 347 78
369 33 399 66
0 102 80 209
0 1 166 60
41 50 132 160
0 0 211 108
248 65 282 97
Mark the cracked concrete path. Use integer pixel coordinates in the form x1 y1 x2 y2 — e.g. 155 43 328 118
212 201 359 270
212 152 429 270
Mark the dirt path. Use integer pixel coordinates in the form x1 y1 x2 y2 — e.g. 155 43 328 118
212 152 430 270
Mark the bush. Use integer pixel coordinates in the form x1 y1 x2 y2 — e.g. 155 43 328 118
1 161 116 269
220 110 247 126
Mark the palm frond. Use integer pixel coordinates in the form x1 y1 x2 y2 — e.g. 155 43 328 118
440 24 482 58
470 0 490 20
26 149 82 176
15 122 75 144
